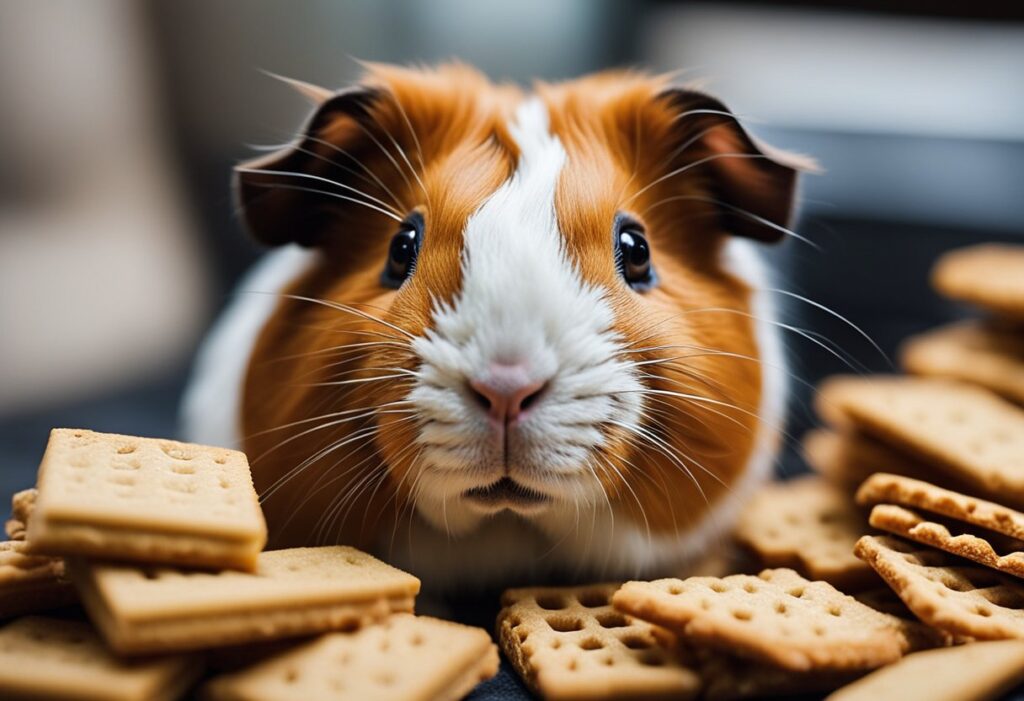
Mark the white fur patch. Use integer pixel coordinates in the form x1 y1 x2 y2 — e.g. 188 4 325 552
180 245 319 448
403 97 644 540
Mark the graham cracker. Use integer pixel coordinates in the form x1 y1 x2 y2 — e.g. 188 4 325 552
826 640 1024 701
0 616 201 701
868 504 1024 581
0 540 76 618
68 545 420 655
497 583 702 700
901 321 1024 405
802 428 958 493
26 428 267 571
855 535 1024 640
612 568 942 672
932 243 1024 319
816 376 1024 506
733 476 877 590
5 488 36 540
204 614 498 701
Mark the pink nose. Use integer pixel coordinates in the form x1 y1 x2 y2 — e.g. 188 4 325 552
469 364 547 424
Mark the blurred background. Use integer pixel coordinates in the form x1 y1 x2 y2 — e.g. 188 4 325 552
2 0 1023 498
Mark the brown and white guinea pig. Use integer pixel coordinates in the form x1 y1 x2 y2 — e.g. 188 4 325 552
181 62 808 590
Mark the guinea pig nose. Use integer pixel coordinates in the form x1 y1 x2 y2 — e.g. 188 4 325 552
469 364 547 424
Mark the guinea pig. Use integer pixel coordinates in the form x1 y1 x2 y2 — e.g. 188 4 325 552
181 62 806 590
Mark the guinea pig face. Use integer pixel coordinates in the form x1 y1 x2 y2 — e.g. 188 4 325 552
237 64 802 556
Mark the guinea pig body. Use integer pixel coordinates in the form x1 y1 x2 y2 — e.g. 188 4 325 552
182 63 801 589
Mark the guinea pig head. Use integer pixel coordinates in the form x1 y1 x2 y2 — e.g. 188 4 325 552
236 64 804 575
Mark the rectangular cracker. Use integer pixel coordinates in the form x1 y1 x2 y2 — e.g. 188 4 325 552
868 503 1024 580
855 535 1024 640
68 545 420 655
612 568 943 672
816 376 1024 505
826 640 1024 701
901 320 1024 405
696 647 862 701
0 540 76 618
733 476 877 591
932 243 1024 319
0 616 201 701
26 428 267 571
204 614 498 701
497 583 701 700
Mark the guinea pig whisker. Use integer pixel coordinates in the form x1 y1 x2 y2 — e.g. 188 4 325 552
625 152 776 205
351 120 420 199
275 293 415 340
367 105 428 197
300 135 411 212
609 418 716 502
299 370 419 388
640 193 820 250
264 339 410 364
234 167 404 220
594 453 651 549
245 401 413 438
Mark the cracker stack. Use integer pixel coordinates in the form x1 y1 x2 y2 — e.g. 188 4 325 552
0 428 498 701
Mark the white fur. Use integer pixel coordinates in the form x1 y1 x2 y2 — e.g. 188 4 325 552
180 245 319 448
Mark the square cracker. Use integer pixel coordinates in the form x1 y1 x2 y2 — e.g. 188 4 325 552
612 568 942 672
5 488 36 540
497 583 701 700
0 540 76 619
733 476 877 591
901 321 1024 405
815 376 1024 505
204 614 498 701
932 244 1024 319
68 546 420 655
825 640 1024 701
26 428 267 571
0 616 201 701
855 535 1024 640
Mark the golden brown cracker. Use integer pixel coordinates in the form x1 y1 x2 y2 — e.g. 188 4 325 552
204 614 498 701
27 429 267 571
855 535 1024 640
68 546 419 655
612 569 941 672
5 488 36 540
497 583 701 700
697 648 861 701
901 321 1024 404
826 640 1024 701
0 616 201 701
733 476 877 590
932 244 1024 319
816 376 1024 506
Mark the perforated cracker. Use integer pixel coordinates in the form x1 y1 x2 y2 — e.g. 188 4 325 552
825 640 1024 701
932 244 1024 318
204 614 497 701
855 535 1024 640
734 476 877 590
697 648 861 701
26 428 267 571
5 488 36 540
497 583 701 700
802 429 955 493
816 376 1024 505
0 616 201 701
901 321 1024 404
0 540 76 618
68 545 420 654
613 568 942 672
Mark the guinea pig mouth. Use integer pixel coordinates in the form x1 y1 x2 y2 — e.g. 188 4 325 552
463 477 551 513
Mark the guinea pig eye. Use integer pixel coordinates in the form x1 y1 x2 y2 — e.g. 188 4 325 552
381 214 423 288
615 217 655 290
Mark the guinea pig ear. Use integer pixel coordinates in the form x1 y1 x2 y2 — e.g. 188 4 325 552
657 88 816 243
234 84 380 247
